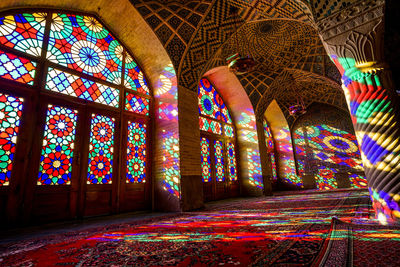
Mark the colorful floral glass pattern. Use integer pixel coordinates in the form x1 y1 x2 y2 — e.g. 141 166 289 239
87 114 114 184
125 93 149 115
199 117 222 135
200 137 211 182
124 54 149 95
198 78 232 124
214 140 225 182
0 93 23 186
46 67 119 107
0 50 36 85
47 13 123 84
227 142 237 181
126 121 146 183
349 173 368 188
37 105 77 185
0 13 46 57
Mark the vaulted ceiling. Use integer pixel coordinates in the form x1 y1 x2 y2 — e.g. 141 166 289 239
130 0 358 119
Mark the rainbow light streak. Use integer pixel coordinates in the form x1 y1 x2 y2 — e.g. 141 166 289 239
237 109 256 129
86 191 372 245
293 123 364 190
247 148 263 188
160 130 180 198
156 65 180 199
349 173 368 188
330 55 400 224
158 102 178 121
275 126 302 187
316 167 338 190
263 119 277 181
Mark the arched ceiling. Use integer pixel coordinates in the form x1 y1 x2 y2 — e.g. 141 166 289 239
128 0 348 119
257 69 348 126
130 0 315 89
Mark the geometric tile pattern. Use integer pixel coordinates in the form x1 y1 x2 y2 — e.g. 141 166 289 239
130 0 213 69
204 19 342 115
228 0 313 22
256 69 347 126
46 67 120 108
308 0 355 20
179 0 236 90
0 49 36 85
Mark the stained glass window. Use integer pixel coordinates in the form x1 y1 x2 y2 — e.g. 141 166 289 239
0 49 36 85
0 13 46 57
37 105 77 185
46 67 119 107
87 114 115 184
125 93 149 115
0 93 23 186
47 13 123 84
124 54 149 95
227 142 237 181
199 117 222 135
214 140 225 182
200 137 211 182
126 121 146 183
0 10 151 199
198 77 237 188
198 78 232 124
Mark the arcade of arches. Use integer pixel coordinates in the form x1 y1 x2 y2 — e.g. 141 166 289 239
1 0 400 231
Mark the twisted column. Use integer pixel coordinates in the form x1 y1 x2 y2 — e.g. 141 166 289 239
317 0 400 224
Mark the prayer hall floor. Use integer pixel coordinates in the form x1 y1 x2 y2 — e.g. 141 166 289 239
1 189 400 266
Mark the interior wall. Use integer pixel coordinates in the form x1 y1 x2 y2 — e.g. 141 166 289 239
292 103 367 190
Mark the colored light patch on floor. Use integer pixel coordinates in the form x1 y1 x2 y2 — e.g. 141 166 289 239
2 189 400 266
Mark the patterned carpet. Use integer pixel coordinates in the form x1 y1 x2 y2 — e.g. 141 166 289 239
1 189 399 266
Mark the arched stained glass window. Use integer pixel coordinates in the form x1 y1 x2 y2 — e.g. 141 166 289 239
198 78 238 201
263 119 277 182
0 9 152 216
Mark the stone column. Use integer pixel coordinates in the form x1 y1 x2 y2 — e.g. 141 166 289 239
317 0 400 224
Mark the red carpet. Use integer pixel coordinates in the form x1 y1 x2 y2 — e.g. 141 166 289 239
1 190 399 266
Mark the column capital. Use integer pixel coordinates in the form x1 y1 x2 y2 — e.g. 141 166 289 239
317 0 385 64
317 0 384 41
